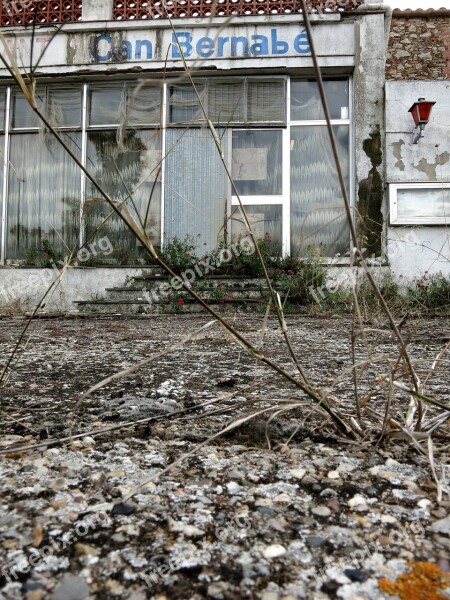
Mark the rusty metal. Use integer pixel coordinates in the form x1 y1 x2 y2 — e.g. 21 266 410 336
0 1 82 27
112 0 363 20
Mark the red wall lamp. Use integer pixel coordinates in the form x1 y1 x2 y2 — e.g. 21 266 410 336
408 98 436 144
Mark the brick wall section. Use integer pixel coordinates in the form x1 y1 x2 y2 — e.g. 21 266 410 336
386 12 450 80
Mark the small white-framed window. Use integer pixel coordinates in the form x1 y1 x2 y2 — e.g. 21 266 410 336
389 183 450 225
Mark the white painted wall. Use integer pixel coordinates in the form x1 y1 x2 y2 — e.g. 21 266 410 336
0 268 143 314
82 0 112 21
385 81 450 281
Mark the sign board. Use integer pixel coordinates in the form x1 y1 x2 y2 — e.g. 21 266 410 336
0 21 355 72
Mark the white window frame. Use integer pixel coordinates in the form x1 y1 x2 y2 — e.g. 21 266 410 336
230 127 287 253
389 183 450 226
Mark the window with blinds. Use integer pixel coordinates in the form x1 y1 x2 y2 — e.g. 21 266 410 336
168 78 286 126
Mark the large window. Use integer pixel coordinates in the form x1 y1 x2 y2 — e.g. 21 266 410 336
1 82 162 264
0 76 352 264
86 83 162 260
290 78 350 257
7 86 82 260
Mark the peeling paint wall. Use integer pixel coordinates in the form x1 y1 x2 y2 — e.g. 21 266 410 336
354 11 386 257
386 80 450 280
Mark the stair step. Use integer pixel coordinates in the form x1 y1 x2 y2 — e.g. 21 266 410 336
75 297 263 315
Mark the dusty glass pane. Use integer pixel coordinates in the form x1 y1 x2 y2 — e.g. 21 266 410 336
11 88 44 129
290 125 349 257
46 86 82 128
291 79 349 121
232 130 282 196
127 84 162 126
397 188 450 219
85 129 161 262
90 84 125 126
6 132 81 259
231 205 282 251
168 84 205 124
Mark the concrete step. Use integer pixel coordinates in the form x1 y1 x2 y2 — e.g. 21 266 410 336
104 286 268 301
74 271 279 315
74 297 263 315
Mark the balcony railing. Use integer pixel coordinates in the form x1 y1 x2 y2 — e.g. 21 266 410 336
0 1 82 26
0 0 363 27
113 0 364 20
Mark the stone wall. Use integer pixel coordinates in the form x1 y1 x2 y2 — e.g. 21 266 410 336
386 10 450 80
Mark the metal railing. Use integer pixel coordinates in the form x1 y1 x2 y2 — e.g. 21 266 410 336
0 0 363 26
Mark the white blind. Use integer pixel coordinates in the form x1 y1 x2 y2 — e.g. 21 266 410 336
247 80 285 124
168 78 286 126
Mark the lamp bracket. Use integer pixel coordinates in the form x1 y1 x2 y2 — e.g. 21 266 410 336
412 123 425 145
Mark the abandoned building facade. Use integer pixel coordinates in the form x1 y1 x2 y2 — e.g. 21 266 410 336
0 0 448 311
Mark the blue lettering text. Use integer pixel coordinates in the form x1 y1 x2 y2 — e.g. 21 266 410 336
172 32 193 58
250 35 269 56
96 34 111 62
230 36 248 57
196 36 214 58
271 28 288 55
135 39 152 59
294 30 310 54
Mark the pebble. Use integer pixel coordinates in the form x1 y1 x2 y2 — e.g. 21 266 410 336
207 581 229 599
348 494 369 512
305 536 325 547
50 575 90 600
75 543 100 556
274 493 292 503
430 516 450 535
226 481 241 495
327 470 340 479
261 593 280 600
263 544 287 559
111 502 137 515
311 505 331 517
343 568 369 582
182 525 205 539
290 468 306 480
381 515 397 524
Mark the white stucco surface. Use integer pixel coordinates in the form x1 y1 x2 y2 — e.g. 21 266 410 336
0 268 144 314
385 81 450 281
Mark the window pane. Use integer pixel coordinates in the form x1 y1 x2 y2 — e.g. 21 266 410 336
46 86 82 128
168 83 205 124
127 84 161 126
164 128 229 254
290 125 349 257
291 79 349 121
12 89 44 128
247 80 285 123
6 132 81 259
231 205 282 251
86 130 161 261
208 80 245 125
397 188 450 220
0 90 5 131
232 130 282 196
90 84 125 126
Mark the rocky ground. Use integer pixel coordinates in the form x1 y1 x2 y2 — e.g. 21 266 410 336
0 314 449 600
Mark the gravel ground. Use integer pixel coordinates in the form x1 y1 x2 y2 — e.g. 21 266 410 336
0 314 449 600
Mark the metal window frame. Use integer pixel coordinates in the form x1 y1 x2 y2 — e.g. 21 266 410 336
1 87 10 265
